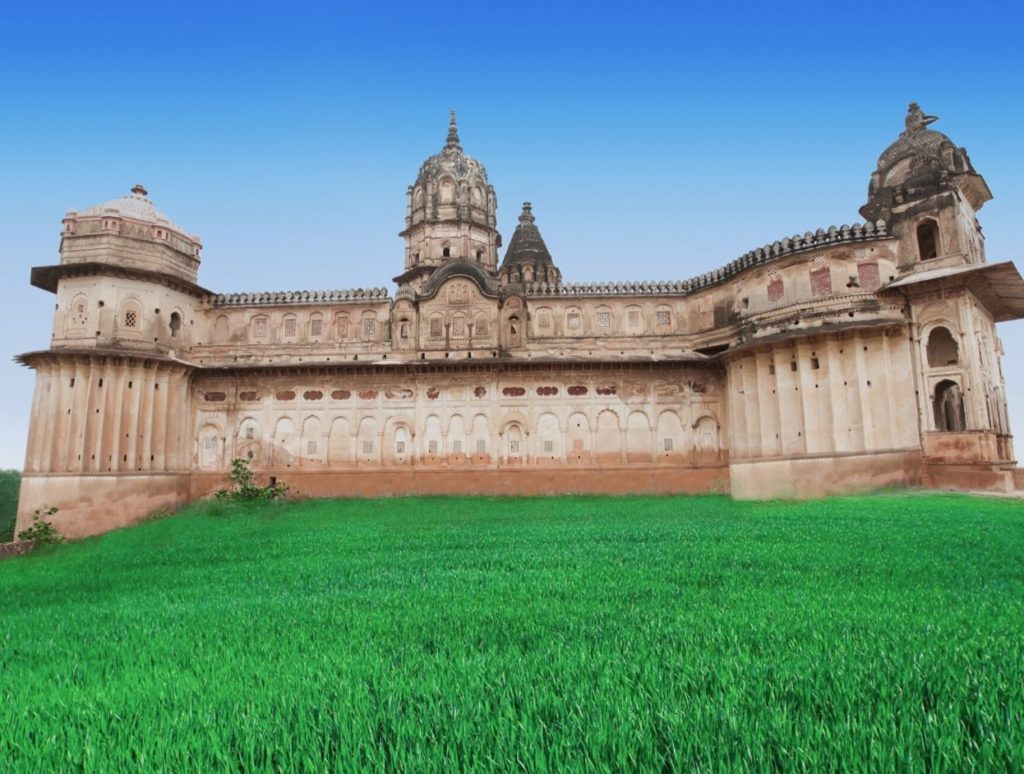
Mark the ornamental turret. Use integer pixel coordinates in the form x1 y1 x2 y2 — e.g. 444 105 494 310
499 202 561 287
58 184 203 283
396 112 502 290
861 103 991 273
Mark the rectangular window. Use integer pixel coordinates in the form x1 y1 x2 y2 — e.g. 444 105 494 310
567 312 581 331
124 311 137 328
284 317 297 337
396 441 405 454
476 439 486 454
362 440 373 454
452 440 462 454
655 310 671 328
310 318 323 337
254 318 268 338
430 317 443 338
452 316 466 337
663 438 674 451
337 317 349 338
628 309 640 327
363 317 376 338
810 267 832 297
510 440 520 454
245 427 254 439
595 311 611 332
543 440 554 453
539 313 551 330
857 262 880 291
205 435 217 450
307 440 317 454
428 440 438 454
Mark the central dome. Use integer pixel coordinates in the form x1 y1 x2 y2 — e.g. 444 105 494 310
398 112 501 287
413 110 491 191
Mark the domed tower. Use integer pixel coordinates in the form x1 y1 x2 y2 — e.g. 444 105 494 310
860 103 991 273
499 202 561 287
396 112 501 290
17 185 204 539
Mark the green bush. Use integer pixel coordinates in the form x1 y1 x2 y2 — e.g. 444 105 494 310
16 506 63 545
214 458 287 502
0 469 20 542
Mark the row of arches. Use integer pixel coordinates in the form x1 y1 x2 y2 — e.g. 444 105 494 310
197 410 722 469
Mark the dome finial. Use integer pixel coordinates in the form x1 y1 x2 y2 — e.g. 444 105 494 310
905 102 938 133
445 109 462 151
131 183 148 197
519 201 535 223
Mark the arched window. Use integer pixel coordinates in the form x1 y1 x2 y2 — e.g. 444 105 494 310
917 219 940 261
429 315 443 338
933 380 966 432
169 311 182 337
119 300 142 332
926 326 959 367
282 314 297 338
442 246 451 258
252 316 269 339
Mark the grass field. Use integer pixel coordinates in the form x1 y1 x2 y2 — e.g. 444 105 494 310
0 469 19 542
1 494 1022 771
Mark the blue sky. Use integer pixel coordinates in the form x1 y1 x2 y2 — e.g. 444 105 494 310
1 0 1022 469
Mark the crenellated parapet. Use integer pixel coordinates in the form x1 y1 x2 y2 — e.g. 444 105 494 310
524 220 888 297
210 287 391 306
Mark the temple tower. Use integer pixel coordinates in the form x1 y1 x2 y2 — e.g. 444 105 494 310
396 112 501 291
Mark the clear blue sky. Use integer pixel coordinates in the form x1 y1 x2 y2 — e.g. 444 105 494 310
1 0 1022 469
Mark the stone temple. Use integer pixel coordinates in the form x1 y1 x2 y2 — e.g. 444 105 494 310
15 105 1024 538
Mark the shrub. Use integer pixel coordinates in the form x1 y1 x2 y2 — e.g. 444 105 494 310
17 506 64 545
215 458 288 502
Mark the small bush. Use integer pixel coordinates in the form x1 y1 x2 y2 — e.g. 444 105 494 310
215 458 288 502
17 506 64 545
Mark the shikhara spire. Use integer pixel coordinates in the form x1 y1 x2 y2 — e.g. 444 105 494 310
445 109 462 152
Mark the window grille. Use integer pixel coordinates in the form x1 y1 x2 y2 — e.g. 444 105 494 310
663 438 674 451
246 427 254 439
567 312 581 330
428 440 438 454
655 310 671 328
628 309 640 327
363 317 376 338
124 310 137 328
452 440 462 454
254 318 268 338
307 440 317 454
430 317 443 337
362 440 373 454
452 315 466 337
337 317 349 338
596 312 611 332
283 317 297 337
204 435 217 450
476 439 486 453
510 440 520 454
544 440 554 453
310 318 322 337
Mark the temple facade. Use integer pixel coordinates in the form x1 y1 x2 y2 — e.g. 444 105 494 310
16 106 1024 538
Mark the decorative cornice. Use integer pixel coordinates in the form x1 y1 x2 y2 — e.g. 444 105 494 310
523 220 888 298
210 287 391 307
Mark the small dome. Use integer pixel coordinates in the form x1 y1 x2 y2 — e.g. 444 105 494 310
875 104 955 172
77 184 183 232
502 203 554 268
413 111 490 190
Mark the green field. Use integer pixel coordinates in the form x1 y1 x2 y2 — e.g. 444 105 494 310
0 469 19 542
1 494 1022 770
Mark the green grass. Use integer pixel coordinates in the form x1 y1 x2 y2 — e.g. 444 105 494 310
0 469 19 542
1 494 1023 771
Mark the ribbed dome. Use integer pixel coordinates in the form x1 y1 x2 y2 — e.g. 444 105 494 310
875 104 955 172
414 111 490 190
502 203 554 268
76 184 183 232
